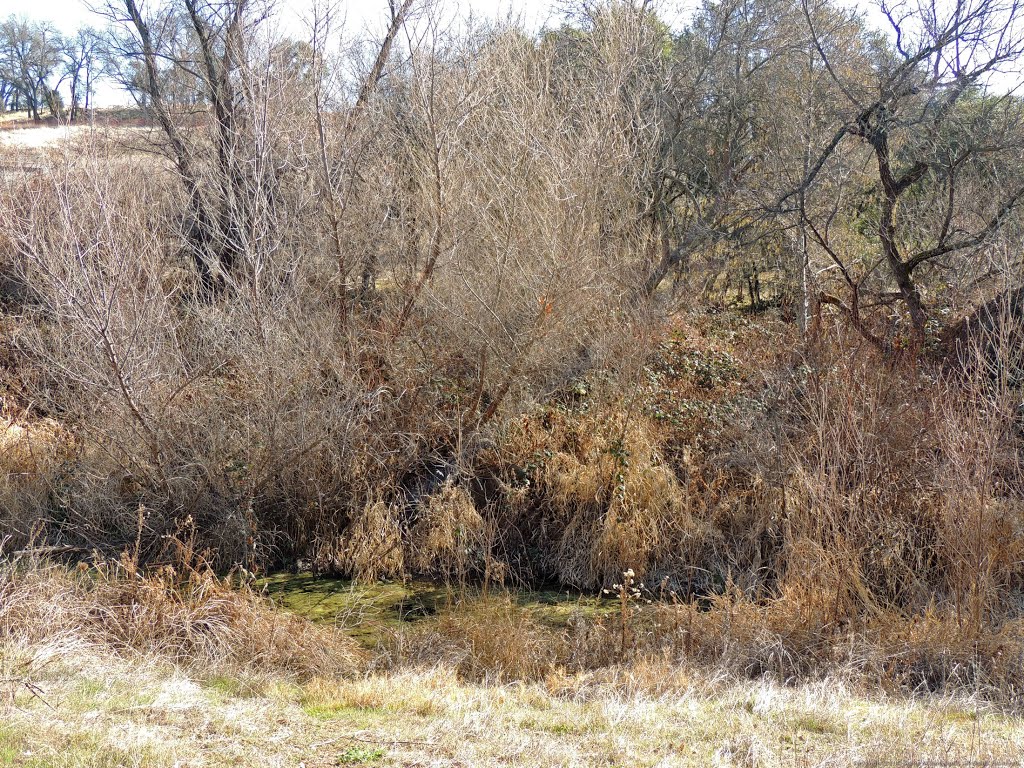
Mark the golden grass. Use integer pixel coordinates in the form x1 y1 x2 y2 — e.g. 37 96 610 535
0 558 362 680
0 562 1021 767
2 643 1022 768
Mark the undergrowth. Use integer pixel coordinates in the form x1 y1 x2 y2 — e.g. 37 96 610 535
0 550 361 680
4 308 1024 700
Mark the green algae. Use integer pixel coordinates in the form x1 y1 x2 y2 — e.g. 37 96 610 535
256 574 451 646
256 573 613 647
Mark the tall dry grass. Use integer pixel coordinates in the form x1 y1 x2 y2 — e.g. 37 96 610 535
0 548 361 679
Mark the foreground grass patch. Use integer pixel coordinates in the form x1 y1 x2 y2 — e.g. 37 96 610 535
0 725 167 768
3 646 1023 768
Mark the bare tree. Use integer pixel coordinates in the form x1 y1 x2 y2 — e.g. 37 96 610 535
640 0 811 298
0 16 64 120
63 27 104 120
794 0 1024 346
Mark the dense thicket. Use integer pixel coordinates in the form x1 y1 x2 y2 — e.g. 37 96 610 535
1 0 1023 645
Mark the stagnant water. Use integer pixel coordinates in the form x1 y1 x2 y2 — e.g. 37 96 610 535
257 573 615 647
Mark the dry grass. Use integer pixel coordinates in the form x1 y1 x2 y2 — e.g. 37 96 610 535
0 561 1022 766
0 2 1022 733
465 308 1024 619
4 300 1024 699
370 584 1024 707
376 595 573 682
0 556 361 680
2 636 1021 767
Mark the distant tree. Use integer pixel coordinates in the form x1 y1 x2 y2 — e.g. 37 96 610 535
636 0 824 298
0 16 64 120
63 27 105 120
269 38 317 86
0 75 14 111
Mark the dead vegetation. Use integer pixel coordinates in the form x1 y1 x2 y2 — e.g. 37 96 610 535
1 559 1023 766
0 0 1023 715
0 552 361 680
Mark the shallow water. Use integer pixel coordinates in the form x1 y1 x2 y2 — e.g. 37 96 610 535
257 573 613 647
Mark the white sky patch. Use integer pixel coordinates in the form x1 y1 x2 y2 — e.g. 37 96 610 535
1 0 560 106
0 0 1015 106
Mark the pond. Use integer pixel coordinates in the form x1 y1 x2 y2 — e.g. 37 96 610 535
257 573 615 648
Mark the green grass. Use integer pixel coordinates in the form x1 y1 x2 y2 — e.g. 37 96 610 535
0 724 26 766
335 746 387 765
202 673 265 699
790 711 841 735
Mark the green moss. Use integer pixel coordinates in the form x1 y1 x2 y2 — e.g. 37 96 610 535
257 573 613 647
257 574 450 646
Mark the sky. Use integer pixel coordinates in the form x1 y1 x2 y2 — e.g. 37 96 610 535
1 0 1008 107
0 0 560 36
0 0 567 105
